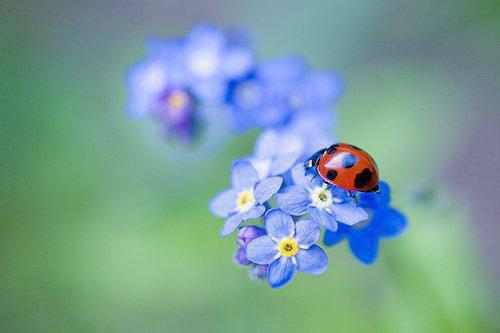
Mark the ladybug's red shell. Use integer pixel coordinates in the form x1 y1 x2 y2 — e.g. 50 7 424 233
317 143 379 192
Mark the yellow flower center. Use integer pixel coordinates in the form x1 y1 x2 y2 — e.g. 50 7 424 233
278 238 299 257
236 190 255 213
167 90 189 109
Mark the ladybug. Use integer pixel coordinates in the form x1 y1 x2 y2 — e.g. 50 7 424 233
304 143 380 194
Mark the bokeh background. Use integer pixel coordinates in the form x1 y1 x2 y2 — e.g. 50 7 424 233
1 1 499 332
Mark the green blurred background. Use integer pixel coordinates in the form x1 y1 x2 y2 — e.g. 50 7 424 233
1 1 499 332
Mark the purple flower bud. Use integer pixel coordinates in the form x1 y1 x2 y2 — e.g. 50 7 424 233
237 225 265 247
234 248 251 266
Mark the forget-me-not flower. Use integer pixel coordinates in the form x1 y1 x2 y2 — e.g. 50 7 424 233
248 128 305 180
276 172 367 231
209 160 283 237
245 209 328 289
226 56 308 131
183 23 254 102
323 182 408 264
125 37 202 142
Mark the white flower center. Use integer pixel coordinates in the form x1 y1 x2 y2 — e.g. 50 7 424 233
187 51 218 78
236 189 255 213
310 184 334 209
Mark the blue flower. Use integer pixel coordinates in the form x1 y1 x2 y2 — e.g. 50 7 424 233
226 55 344 132
323 182 408 264
183 23 254 102
125 38 200 142
209 160 283 237
245 209 328 289
248 128 306 179
287 69 344 115
226 56 305 131
276 173 367 232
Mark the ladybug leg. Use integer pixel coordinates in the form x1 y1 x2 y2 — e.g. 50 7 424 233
347 190 359 204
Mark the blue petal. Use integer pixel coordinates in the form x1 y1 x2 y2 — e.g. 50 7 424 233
264 209 295 240
209 189 237 218
254 130 279 159
307 206 338 231
254 177 283 203
295 245 328 274
240 204 266 221
249 157 272 180
270 152 301 176
275 185 310 215
290 163 314 186
358 181 391 209
259 55 307 83
125 59 167 119
323 224 349 246
186 23 225 52
267 256 296 289
375 207 408 238
330 186 350 202
222 47 253 78
231 159 259 190
305 70 345 105
219 214 243 238
295 218 321 247
244 235 279 265
349 231 379 265
331 203 368 226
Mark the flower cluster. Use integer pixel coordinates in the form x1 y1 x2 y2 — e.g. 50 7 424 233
125 23 343 144
210 141 407 288
125 23 407 289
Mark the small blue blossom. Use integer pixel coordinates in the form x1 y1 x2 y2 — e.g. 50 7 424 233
276 173 368 232
209 160 283 237
226 55 343 132
323 182 408 264
226 56 305 131
125 38 201 143
245 209 328 289
183 23 254 102
249 128 306 180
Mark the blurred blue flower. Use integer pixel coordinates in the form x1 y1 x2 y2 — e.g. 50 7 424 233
245 209 328 289
183 23 254 102
276 174 367 232
226 55 344 131
209 160 283 237
125 23 253 142
125 38 199 142
323 182 408 264
234 226 268 280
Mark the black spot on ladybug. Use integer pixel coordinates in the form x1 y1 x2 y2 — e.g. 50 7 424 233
349 144 362 151
326 169 338 181
326 144 338 154
354 168 372 189
342 153 357 168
